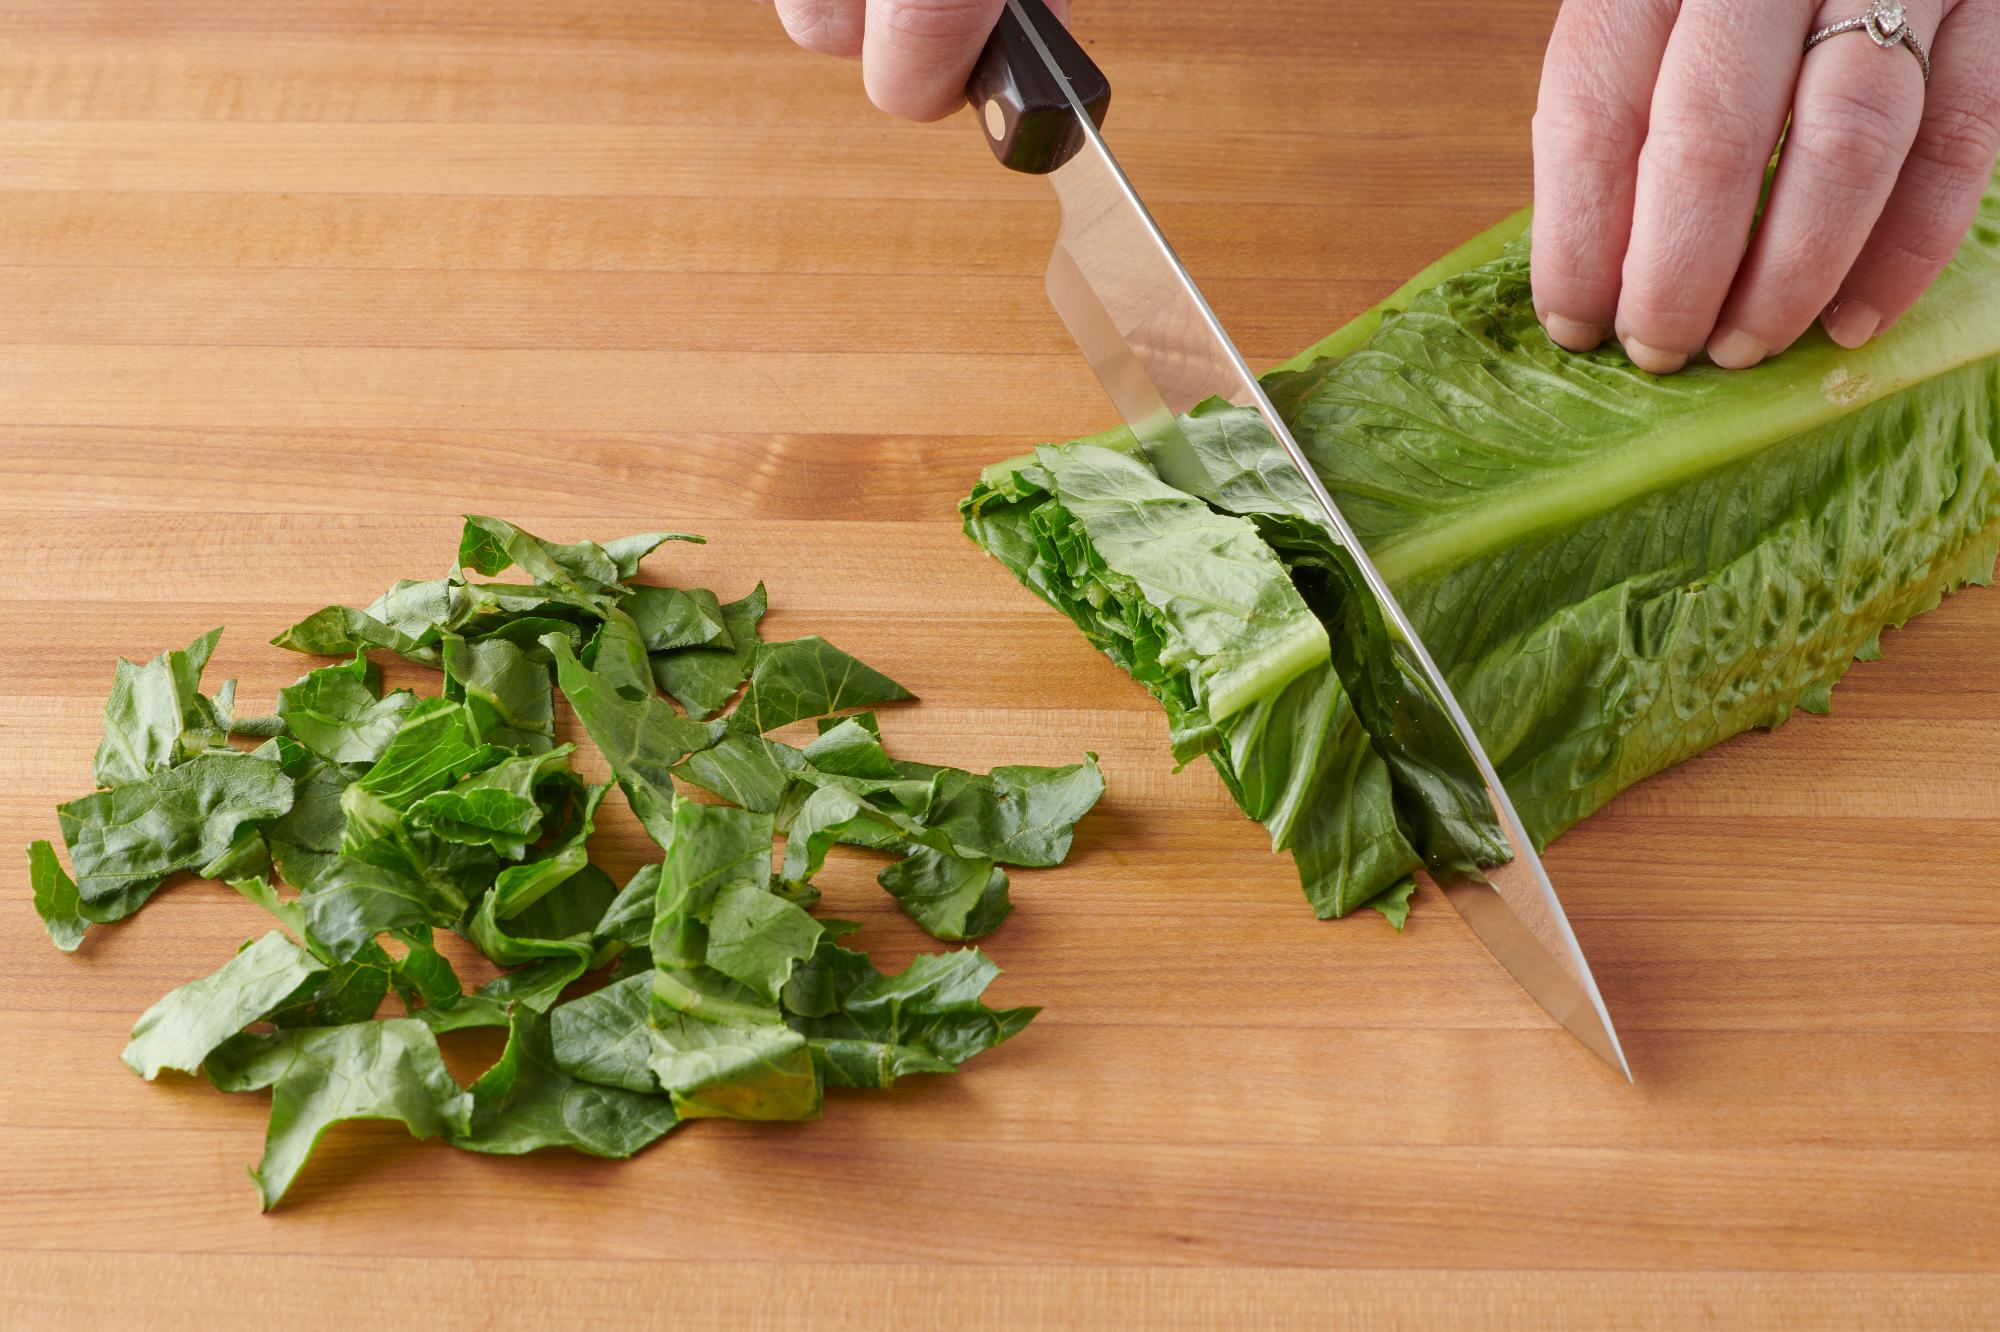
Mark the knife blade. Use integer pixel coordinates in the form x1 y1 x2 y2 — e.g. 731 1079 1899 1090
966 0 1631 1079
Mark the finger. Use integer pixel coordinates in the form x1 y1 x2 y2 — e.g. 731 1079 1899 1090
1824 0 2000 345
1616 0 1814 373
774 0 867 58
1706 0 1935 367
862 0 1007 122
1530 0 1679 351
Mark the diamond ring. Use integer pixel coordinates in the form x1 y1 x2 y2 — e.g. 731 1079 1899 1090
1805 0 1931 82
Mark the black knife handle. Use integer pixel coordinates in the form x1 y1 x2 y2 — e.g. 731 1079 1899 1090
965 0 1110 175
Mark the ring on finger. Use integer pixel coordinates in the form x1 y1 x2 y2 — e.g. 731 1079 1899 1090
1806 0 1932 81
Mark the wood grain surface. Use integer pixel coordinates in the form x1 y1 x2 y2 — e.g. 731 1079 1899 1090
3 2 1996 1327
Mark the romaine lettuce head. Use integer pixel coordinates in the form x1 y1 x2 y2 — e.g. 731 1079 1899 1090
964 166 2000 921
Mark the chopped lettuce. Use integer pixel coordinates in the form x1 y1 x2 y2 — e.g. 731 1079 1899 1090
27 515 1093 1208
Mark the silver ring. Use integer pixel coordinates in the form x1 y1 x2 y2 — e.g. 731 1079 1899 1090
1806 1 1932 82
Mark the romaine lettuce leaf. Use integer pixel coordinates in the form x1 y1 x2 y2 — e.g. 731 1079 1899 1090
876 848 1011 942
466 859 619 1012
670 730 806 812
484 778 608 920
93 627 236 787
726 635 914 734
457 514 695 607
457 1006 678 1157
624 584 729 651
650 800 819 1006
276 652 418 766
673 711 1103 941
784 940 1036 1089
122 931 325 1080
545 619 718 842
270 945 397 1027
57 750 295 911
27 840 87 952
406 745 575 859
921 759 1105 868
647 1011 820 1122
302 858 458 963
442 633 556 753
550 972 657 1093
651 583 767 720
273 603 439 663
205 1019 474 1211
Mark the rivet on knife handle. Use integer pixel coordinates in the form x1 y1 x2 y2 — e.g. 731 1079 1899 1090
965 0 1110 174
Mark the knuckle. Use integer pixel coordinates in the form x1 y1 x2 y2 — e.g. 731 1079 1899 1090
1787 89 1914 192
1620 260 1727 331
1617 263 1717 331
1533 243 1622 302
1595 0 1679 28
776 0 860 52
791 23 852 55
1882 226 1964 272
1556 0 1678 54
1749 225 1852 296
1912 92 2000 178
879 0 997 42
1876 170 1981 269
777 0 848 25
1532 88 1646 167
1642 103 1772 192
1888 182 1978 269
1620 288 1714 331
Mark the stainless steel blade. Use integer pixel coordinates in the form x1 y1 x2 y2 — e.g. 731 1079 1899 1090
1003 0 1630 1078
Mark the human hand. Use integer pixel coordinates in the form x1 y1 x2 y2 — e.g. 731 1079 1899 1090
753 0 1070 122
1532 0 2000 372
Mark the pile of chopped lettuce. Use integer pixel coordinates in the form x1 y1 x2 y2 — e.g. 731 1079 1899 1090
29 517 1102 1209
965 165 2000 926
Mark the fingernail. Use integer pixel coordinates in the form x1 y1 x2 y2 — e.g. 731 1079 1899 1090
1823 299 1882 349
1542 313 1607 352
1706 325 1768 370
1619 336 1689 375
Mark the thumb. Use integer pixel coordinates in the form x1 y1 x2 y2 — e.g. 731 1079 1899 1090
861 0 1009 122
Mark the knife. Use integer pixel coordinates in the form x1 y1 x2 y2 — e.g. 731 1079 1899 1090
965 0 1631 1079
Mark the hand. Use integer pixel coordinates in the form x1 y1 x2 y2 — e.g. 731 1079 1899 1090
753 0 1070 122
1532 0 2000 372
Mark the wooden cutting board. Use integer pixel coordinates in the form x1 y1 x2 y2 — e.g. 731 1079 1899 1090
3 2 1996 1326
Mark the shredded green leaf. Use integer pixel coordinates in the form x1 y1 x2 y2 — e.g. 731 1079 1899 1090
28 516 1095 1208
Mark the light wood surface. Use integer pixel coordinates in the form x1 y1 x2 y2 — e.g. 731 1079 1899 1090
3 2 1996 1328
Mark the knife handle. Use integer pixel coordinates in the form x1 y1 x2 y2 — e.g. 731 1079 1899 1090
965 0 1110 174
